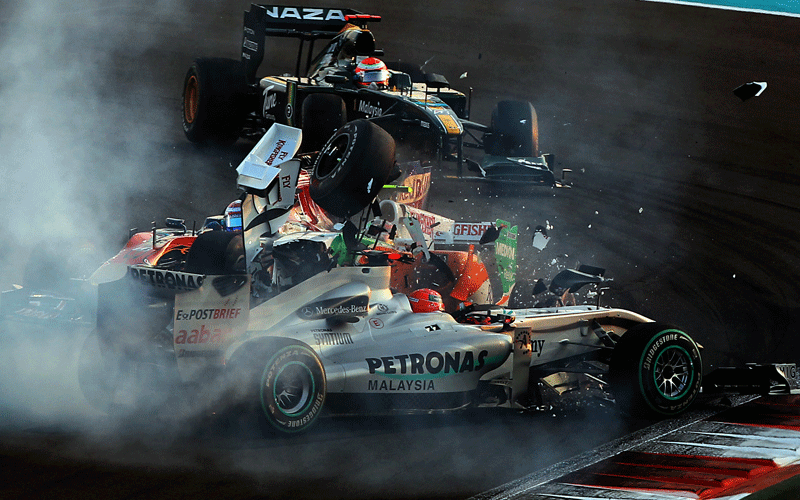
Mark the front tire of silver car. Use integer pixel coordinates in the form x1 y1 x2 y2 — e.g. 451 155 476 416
609 322 702 418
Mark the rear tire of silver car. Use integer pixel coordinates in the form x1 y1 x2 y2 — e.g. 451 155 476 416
257 342 326 434
300 93 347 153
485 100 539 157
182 57 247 145
609 322 702 418
309 119 396 217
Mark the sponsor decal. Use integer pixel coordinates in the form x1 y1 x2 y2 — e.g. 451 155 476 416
174 324 232 345
776 364 800 390
643 332 680 371
262 85 277 118
373 303 390 313
297 296 370 320
514 330 531 355
404 206 441 236
369 317 384 329
366 350 488 376
394 164 431 209
316 304 367 316
264 7 346 22
313 332 353 346
453 222 494 240
368 379 435 391
357 100 383 118
175 308 242 321
243 38 258 52
437 114 462 135
532 339 545 357
495 240 516 261
285 393 325 429
176 349 222 358
409 98 447 108
495 220 518 299
129 266 204 291
265 139 290 166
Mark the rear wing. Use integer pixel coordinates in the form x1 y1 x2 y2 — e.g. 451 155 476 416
241 4 380 82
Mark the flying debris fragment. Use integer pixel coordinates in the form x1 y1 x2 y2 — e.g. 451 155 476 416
459 72 468 79
532 225 550 250
733 81 767 101
480 223 505 245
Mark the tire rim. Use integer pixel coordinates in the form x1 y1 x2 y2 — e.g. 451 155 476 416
315 135 348 178
184 75 199 124
273 361 314 416
653 345 692 399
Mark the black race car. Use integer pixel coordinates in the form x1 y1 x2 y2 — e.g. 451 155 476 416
181 4 562 185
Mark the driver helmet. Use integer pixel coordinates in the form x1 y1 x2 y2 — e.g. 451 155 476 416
408 288 444 313
355 57 390 87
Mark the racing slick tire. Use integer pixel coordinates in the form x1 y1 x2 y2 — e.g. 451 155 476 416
485 100 539 157
609 322 702 418
300 93 347 153
309 119 396 217
182 57 248 145
229 339 326 434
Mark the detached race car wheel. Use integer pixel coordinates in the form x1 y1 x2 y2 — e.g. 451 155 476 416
300 93 347 153
182 57 247 145
485 100 539 157
258 342 326 434
610 322 702 418
309 119 396 217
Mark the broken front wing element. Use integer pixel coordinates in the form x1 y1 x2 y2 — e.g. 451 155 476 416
703 363 800 396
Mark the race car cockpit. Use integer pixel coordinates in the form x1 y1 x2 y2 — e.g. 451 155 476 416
307 25 378 85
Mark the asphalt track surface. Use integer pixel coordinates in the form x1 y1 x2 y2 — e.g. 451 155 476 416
1 1 799 499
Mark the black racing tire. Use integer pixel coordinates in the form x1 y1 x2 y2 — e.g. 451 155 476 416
309 119 396 217
183 231 245 275
485 100 539 157
228 339 326 434
259 342 326 433
182 57 247 145
609 322 702 418
300 93 347 153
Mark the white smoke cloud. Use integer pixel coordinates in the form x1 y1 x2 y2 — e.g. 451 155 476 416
0 0 197 427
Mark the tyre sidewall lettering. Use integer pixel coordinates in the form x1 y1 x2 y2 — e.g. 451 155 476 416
637 330 701 415
260 345 325 432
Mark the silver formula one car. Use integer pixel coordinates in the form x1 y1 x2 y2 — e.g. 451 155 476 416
77 122 797 434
